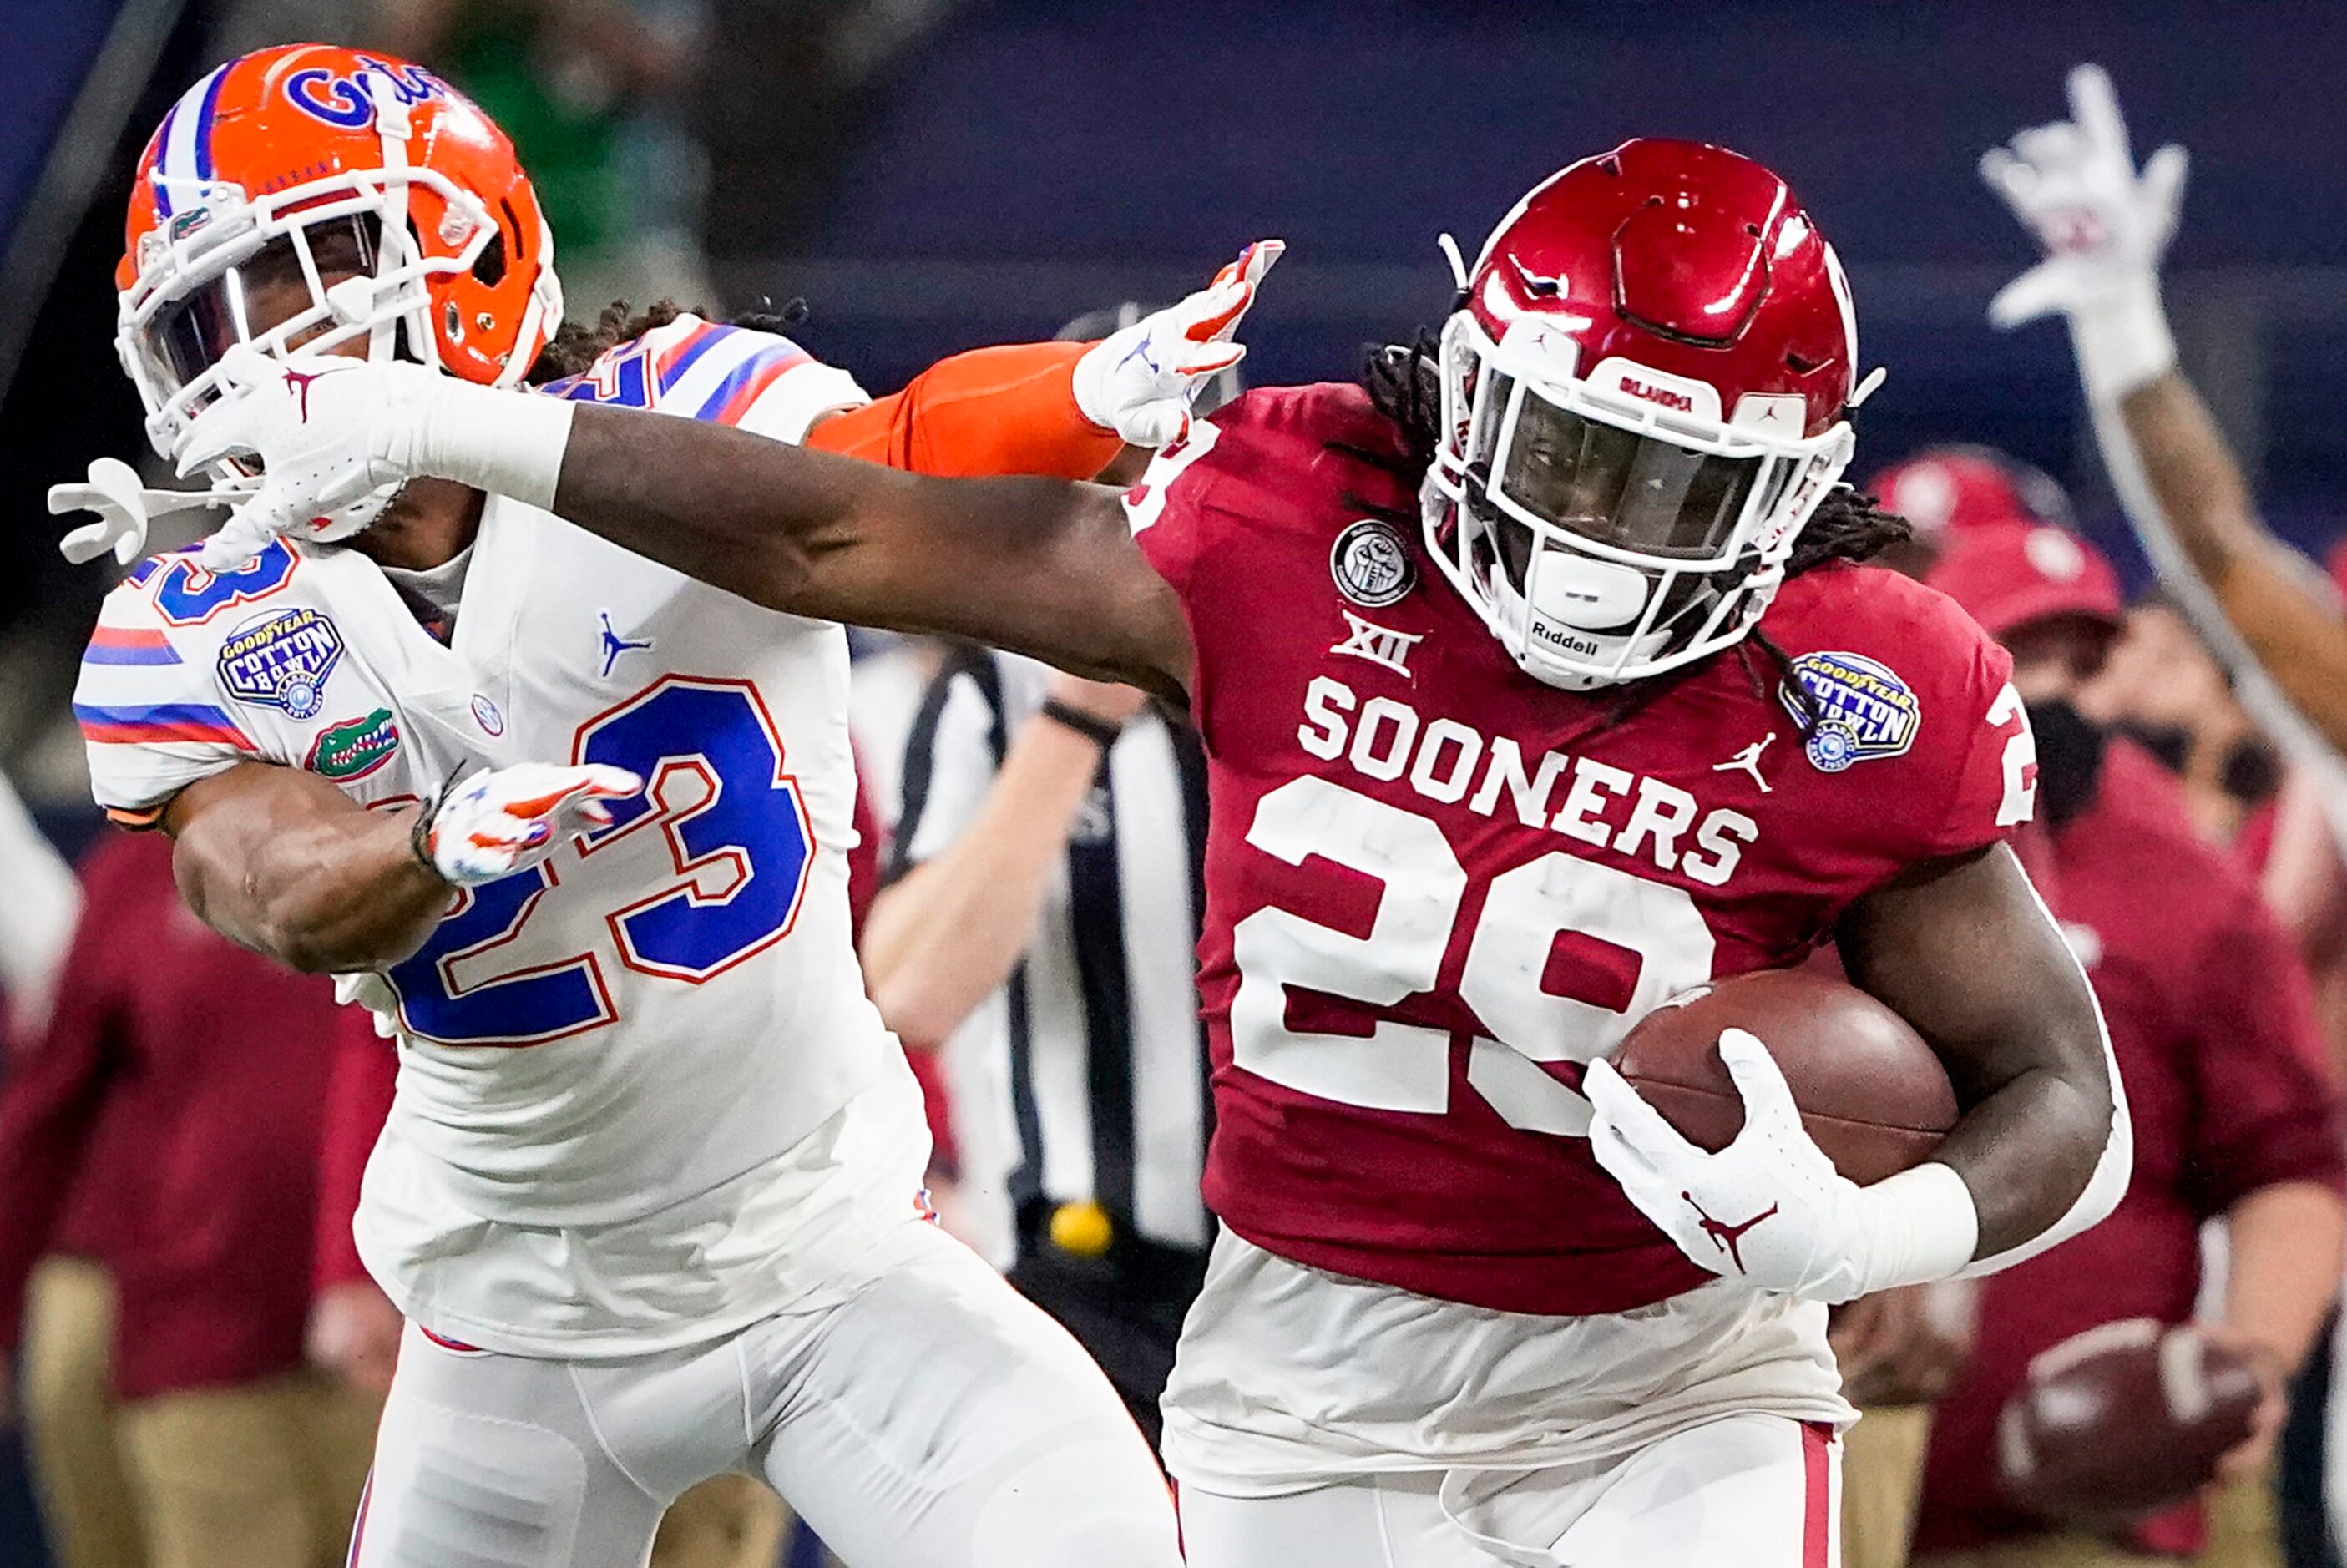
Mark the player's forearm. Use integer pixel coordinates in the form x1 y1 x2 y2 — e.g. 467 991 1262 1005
2112 375 2347 746
546 405 1191 700
1839 846 2126 1263
2117 372 2264 583
2222 1181 2347 1374
166 769 452 973
1933 1061 2121 1260
864 721 1105 1044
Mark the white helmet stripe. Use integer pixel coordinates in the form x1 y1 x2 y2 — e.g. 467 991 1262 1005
159 64 229 187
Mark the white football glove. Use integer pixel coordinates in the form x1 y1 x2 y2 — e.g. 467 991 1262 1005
1584 1029 1977 1305
1980 63 2186 399
1072 240 1283 448
419 763 644 887
173 344 442 570
47 458 245 566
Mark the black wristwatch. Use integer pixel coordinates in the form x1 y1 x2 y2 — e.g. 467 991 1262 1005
1039 699 1124 751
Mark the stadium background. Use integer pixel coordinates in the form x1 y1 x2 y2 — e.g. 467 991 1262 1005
0 0 2344 1561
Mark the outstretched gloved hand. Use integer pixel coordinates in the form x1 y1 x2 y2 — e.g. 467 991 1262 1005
1072 240 1283 448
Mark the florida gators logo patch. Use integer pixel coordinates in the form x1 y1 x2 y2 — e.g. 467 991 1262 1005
217 606 343 720
1781 650 1920 773
305 708 398 781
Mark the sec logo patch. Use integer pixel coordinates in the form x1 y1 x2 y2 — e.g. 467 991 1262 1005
216 606 343 721
1330 519 1415 608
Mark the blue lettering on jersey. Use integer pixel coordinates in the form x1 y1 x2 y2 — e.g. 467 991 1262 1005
151 540 297 625
1781 650 1920 773
386 679 815 1044
539 341 653 409
217 606 343 720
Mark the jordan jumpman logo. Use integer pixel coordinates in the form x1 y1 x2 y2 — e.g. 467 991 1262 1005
597 612 654 678
1683 1192 1779 1273
1712 732 1777 793
281 363 335 422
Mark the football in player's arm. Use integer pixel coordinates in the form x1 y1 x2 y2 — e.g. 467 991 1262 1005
181 312 2123 1288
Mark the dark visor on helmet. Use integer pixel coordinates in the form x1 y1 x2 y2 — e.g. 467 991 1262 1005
138 217 378 397
1474 372 1775 562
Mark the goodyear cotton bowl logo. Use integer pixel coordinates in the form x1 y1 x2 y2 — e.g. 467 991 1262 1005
305 708 398 781
1781 650 1920 774
217 607 343 721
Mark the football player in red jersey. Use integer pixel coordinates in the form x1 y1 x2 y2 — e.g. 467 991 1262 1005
164 139 2128 1567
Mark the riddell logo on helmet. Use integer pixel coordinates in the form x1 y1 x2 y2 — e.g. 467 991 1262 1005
1530 620 1601 657
1619 376 1695 413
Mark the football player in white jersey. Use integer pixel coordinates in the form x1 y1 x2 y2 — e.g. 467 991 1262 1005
59 43 1274 1568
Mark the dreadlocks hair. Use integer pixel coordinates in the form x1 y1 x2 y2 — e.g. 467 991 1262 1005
524 296 812 386
1350 329 1915 732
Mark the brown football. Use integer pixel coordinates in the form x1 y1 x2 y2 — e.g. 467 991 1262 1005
1996 1318 2263 1528
1609 969 1957 1184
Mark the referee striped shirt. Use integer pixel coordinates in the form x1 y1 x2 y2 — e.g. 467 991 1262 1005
893 649 1212 1265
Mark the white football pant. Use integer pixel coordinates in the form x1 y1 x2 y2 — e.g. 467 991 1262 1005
1176 1414 1839 1568
347 1221 1181 1567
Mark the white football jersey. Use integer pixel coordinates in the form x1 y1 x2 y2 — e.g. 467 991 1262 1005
75 318 938 1355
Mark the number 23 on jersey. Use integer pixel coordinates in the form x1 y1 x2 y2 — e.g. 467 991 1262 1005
386 676 817 1046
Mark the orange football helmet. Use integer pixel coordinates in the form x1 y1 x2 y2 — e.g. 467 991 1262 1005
117 43 561 493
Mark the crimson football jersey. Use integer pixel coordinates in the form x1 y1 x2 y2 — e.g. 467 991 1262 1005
1125 384 2036 1317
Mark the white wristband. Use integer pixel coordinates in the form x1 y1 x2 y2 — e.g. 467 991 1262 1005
394 376 576 512
2070 271 2178 405
1849 1160 1980 1297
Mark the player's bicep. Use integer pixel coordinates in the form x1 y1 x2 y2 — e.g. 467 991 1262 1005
161 761 374 947
1834 842 2105 1110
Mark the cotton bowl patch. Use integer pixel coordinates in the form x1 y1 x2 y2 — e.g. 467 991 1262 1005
306 708 398 781
217 606 343 720
1781 650 1920 773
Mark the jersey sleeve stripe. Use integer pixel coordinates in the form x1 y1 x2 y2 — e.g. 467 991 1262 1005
701 347 813 427
74 702 255 749
655 322 731 394
83 626 183 665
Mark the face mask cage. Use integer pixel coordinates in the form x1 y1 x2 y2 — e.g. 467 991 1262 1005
114 161 529 472
1424 311 1855 688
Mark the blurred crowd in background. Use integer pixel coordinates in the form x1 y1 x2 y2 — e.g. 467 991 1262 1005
3 2 2347 1566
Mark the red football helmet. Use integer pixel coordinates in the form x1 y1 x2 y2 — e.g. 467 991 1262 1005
116 44 561 534
1428 139 1878 688
1868 445 2076 544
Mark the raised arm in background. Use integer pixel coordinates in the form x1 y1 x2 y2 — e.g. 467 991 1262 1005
1984 63 2347 754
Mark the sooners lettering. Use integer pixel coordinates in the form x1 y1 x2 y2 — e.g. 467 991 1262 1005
1296 675 1757 885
